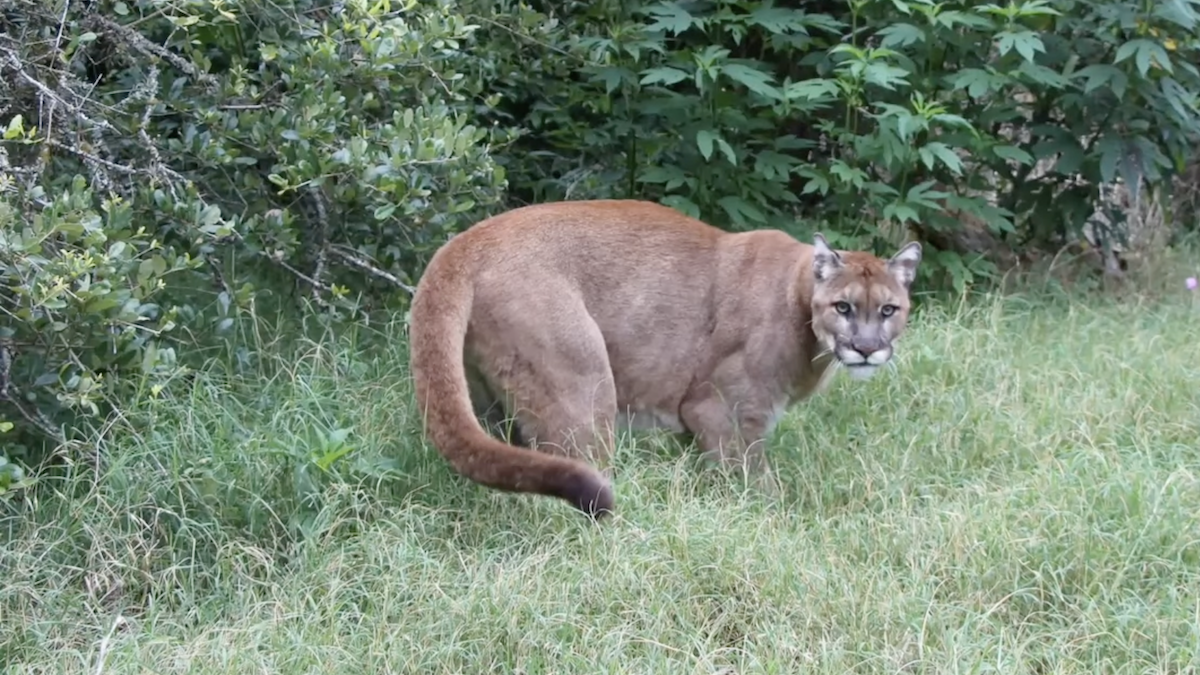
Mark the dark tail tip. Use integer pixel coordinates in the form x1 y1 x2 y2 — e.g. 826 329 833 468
559 469 615 521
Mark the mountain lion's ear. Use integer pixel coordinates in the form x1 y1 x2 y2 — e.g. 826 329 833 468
887 241 922 289
812 233 844 283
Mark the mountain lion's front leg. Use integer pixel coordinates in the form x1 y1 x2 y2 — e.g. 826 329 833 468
679 388 781 495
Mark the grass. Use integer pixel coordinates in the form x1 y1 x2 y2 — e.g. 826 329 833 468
3 286 1200 674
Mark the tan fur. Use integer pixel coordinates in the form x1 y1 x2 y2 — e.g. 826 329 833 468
408 199 921 518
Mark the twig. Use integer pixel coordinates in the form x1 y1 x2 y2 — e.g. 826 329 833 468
87 15 219 91
308 185 330 305
46 0 72 140
44 137 139 174
0 341 68 444
268 255 336 310
0 46 116 134
326 246 417 294
206 255 234 299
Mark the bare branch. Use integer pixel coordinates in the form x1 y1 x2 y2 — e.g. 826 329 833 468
87 15 219 92
326 247 417 295
0 341 67 445
308 185 331 306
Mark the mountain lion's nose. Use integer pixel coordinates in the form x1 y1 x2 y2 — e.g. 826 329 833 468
851 336 884 356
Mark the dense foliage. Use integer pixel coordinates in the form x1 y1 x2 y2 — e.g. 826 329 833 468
1 0 1199 488
486 0 1200 284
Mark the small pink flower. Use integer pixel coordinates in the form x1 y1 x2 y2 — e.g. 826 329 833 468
1188 277 1199 291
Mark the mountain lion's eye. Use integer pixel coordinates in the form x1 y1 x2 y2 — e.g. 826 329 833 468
834 301 851 315
881 304 898 317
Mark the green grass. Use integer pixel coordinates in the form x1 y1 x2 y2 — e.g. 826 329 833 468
4 288 1200 674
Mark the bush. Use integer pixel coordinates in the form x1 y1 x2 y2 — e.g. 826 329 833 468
0 0 508 477
484 0 1200 290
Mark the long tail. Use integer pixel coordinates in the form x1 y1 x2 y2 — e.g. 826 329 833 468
407 245 614 519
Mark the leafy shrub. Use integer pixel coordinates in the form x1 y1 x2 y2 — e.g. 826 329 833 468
151 0 511 298
0 0 507 478
484 0 1200 290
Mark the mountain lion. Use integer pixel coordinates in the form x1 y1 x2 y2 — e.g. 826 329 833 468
408 200 922 519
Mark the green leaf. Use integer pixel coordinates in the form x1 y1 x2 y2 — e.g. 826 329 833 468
4 114 23 140
949 69 1001 99
992 144 1035 165
882 203 921 225
1017 62 1070 89
995 30 1045 63
660 195 701 219
753 151 799 180
141 341 160 374
799 13 848 34
1074 64 1126 96
877 23 925 48
746 6 811 34
1160 77 1200 123
328 427 352 446
1154 0 1199 30
931 113 974 131
875 103 924 142
714 137 737 165
720 64 780 99
919 142 964 175
1031 137 1085 175
940 250 973 295
1112 39 1140 64
906 180 952 205
1013 0 1063 16
1101 138 1153 200
643 2 696 35
198 203 222 228
314 444 353 472
137 255 167 281
797 169 830 195
785 78 840 102
1055 144 1087 176
373 203 397 220
717 196 767 226
830 161 868 188
1096 135 1124 184
639 165 690 190
863 63 910 90
588 66 635 95
935 10 992 30
696 129 715 161
639 66 689 86
1114 39 1173 77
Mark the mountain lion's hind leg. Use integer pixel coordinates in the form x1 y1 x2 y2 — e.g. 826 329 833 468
467 295 617 469
467 371 528 447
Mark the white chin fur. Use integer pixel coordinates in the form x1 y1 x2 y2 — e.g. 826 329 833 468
845 365 879 381
866 350 891 366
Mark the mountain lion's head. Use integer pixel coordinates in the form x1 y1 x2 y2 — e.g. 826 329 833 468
809 234 922 381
